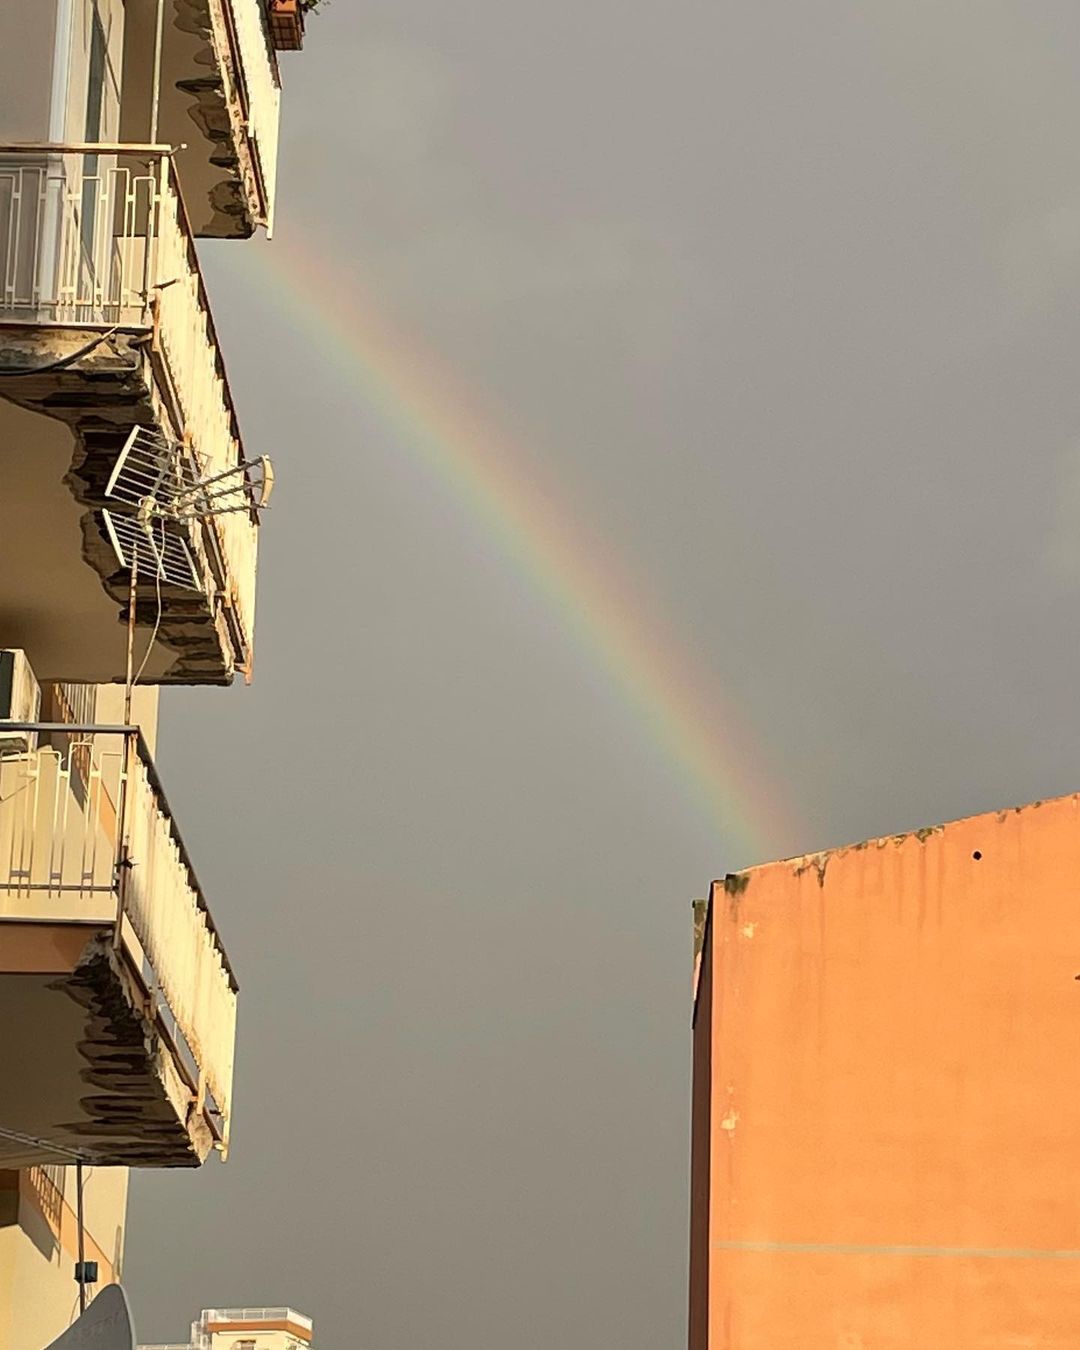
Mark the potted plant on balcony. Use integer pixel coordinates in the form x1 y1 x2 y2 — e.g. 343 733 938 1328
269 0 325 51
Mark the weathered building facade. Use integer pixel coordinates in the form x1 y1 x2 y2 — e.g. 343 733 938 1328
0 1 305 1343
690 794 1080 1347
141 1305 316 1350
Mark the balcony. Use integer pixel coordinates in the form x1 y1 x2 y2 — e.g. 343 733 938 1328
0 145 260 685
0 724 236 1167
120 0 283 237
197 1309 314 1350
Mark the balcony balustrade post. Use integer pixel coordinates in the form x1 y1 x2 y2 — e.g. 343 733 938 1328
112 728 136 950
152 152 169 311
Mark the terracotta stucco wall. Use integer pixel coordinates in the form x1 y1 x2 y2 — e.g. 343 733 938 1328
688 910 712 1350
690 793 1080 1349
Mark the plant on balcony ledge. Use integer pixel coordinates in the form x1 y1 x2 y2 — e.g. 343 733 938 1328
268 0 324 51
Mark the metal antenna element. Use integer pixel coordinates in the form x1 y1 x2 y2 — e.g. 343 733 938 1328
100 425 274 703
105 425 274 520
102 426 273 591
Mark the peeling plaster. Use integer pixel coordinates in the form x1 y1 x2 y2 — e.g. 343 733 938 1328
52 934 208 1167
0 328 236 683
171 0 261 237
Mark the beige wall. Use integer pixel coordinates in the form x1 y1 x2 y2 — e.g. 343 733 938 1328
96 683 160 755
0 659 154 1350
62 0 125 143
0 77 145 1302
209 1331 309 1350
0 4 230 1345
0 1 58 140
0 399 153 686
0 0 125 145
0 1164 129 1350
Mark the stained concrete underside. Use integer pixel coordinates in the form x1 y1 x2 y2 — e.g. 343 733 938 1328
0 327 236 684
0 933 209 1168
121 0 264 238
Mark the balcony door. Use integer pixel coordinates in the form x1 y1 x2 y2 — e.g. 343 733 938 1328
67 0 123 318
78 7 107 290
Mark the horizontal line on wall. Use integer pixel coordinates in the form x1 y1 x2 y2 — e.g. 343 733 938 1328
713 1239 1080 1261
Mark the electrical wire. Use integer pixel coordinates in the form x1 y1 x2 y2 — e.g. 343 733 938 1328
76 1159 87 1314
0 1122 95 1163
0 1124 102 1317
0 326 124 377
131 517 166 689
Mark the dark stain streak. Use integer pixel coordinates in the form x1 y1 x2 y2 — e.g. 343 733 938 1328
172 0 261 236
51 935 208 1167
0 329 236 684
724 871 749 918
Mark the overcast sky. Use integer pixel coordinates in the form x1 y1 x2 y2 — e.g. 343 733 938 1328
126 3 1080 1346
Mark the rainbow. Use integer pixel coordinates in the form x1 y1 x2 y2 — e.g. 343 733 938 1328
232 234 797 862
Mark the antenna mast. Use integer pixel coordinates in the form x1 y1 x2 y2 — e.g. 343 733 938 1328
102 426 274 710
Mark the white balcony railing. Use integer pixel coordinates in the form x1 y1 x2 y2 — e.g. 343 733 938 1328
223 0 282 233
0 144 259 661
190 1309 313 1350
0 724 237 1149
204 1312 314 1331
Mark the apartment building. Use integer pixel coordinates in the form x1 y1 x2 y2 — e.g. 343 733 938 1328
0 2 307 1345
142 1306 315 1350
688 792 1080 1348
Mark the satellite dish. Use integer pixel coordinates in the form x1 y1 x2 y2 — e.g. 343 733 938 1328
44 1286 135 1350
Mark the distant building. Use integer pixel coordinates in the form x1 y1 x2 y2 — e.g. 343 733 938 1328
689 793 1080 1346
0 1 305 1345
142 1307 316 1350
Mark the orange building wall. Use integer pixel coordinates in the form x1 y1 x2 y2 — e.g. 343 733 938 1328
688 926 712 1350
689 793 1080 1349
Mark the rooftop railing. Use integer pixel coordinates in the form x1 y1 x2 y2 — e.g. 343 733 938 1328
0 723 236 1149
203 1311 313 1330
0 143 258 664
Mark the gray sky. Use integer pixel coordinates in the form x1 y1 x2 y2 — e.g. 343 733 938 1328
127 3 1080 1346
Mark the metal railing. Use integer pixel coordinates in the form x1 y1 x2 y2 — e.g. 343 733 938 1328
202 1311 314 1333
26 1165 64 1237
183 1309 313 1350
54 682 97 726
0 724 236 1146
0 144 259 660
223 0 282 233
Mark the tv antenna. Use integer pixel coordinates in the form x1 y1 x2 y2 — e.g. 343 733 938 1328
101 426 274 716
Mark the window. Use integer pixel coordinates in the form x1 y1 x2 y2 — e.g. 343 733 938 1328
80 7 107 279
84 7 107 142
